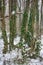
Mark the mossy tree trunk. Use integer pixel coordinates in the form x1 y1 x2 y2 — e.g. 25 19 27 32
31 0 38 52
1 0 8 54
9 0 17 51
28 0 41 56
19 0 30 47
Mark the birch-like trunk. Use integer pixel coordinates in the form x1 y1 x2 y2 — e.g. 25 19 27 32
1 0 8 53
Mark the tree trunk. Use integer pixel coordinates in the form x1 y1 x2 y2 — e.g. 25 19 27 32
9 0 17 50
1 0 8 53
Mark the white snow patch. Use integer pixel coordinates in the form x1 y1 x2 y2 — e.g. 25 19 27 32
40 35 43 58
0 54 3 59
14 36 20 45
40 50 43 58
0 39 4 53
31 59 40 62
0 61 3 65
10 49 18 59
12 11 15 15
25 48 31 51
18 49 22 59
0 32 2 38
41 35 43 44
4 53 10 61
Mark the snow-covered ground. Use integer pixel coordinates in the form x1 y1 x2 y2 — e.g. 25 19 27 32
0 34 43 65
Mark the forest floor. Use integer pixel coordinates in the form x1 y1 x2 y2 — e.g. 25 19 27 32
0 34 43 65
